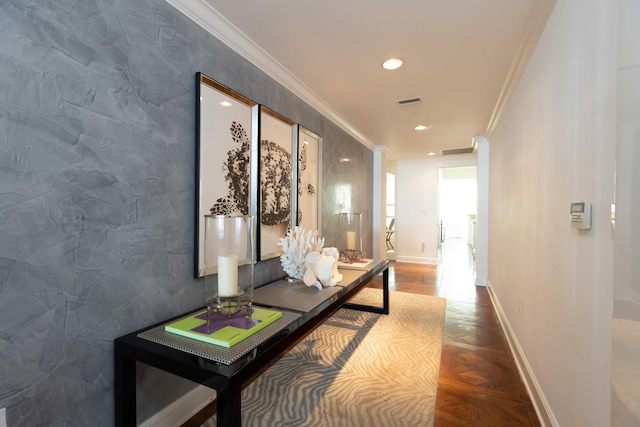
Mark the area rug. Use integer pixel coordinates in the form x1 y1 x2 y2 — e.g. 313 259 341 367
204 288 446 426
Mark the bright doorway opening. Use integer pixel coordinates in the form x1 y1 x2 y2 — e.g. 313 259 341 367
438 166 477 267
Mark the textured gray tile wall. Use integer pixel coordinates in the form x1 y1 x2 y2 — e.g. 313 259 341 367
0 0 373 425
321 140 374 255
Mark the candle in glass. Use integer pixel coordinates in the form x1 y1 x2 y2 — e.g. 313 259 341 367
217 254 238 297
346 231 356 250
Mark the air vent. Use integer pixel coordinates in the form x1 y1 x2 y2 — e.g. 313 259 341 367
442 147 475 155
396 97 422 106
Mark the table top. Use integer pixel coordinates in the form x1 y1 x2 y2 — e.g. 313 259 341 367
252 269 367 312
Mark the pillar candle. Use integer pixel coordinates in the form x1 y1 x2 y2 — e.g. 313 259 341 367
346 231 356 250
218 254 238 297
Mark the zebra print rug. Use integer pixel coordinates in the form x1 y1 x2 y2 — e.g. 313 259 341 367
205 288 446 426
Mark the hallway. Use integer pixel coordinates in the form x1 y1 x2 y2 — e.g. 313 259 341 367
373 238 540 425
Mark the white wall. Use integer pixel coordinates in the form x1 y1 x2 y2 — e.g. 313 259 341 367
395 154 476 264
487 0 616 425
612 0 640 424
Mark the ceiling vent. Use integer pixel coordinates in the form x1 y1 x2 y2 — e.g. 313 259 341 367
442 147 475 155
396 97 422 106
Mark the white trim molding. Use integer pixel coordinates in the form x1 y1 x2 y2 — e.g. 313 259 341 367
164 0 376 152
396 256 438 265
486 0 557 133
486 281 558 427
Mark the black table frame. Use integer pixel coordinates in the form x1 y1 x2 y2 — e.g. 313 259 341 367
114 261 389 426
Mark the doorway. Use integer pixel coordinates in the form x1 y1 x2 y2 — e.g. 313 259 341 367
438 166 477 270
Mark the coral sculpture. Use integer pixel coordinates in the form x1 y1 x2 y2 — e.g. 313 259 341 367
277 227 324 280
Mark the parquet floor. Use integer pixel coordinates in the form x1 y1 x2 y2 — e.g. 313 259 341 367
368 239 541 426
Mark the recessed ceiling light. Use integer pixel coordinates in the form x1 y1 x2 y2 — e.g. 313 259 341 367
339 158 351 162
415 125 429 131
220 101 232 107
382 58 403 70
427 151 436 156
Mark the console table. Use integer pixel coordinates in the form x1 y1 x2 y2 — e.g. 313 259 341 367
114 260 389 426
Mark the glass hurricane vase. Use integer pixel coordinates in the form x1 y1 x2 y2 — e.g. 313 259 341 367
203 215 255 331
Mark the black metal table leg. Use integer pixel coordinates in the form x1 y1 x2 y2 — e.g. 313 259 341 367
381 266 390 315
216 380 242 427
114 348 136 427
343 264 390 315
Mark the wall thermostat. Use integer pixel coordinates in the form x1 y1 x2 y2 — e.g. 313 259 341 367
570 201 591 230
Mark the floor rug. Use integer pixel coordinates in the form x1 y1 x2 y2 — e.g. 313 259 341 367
204 288 446 426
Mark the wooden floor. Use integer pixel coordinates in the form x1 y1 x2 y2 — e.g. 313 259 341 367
369 239 541 426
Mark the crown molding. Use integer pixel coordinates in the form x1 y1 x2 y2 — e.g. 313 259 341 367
486 0 558 134
374 145 392 156
165 0 376 151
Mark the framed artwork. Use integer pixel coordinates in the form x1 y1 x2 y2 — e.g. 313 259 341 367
258 106 296 260
296 126 321 233
195 72 258 277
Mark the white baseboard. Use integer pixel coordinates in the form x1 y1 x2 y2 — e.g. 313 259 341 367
395 256 438 265
485 282 558 427
140 385 215 427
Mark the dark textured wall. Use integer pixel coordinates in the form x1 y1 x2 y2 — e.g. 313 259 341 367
0 0 373 425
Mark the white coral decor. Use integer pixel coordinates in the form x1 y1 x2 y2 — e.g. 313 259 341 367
277 227 324 280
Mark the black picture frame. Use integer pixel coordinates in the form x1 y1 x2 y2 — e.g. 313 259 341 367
258 106 296 260
195 72 258 277
296 126 322 233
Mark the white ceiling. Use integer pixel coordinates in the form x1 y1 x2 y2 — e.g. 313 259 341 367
171 0 556 160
